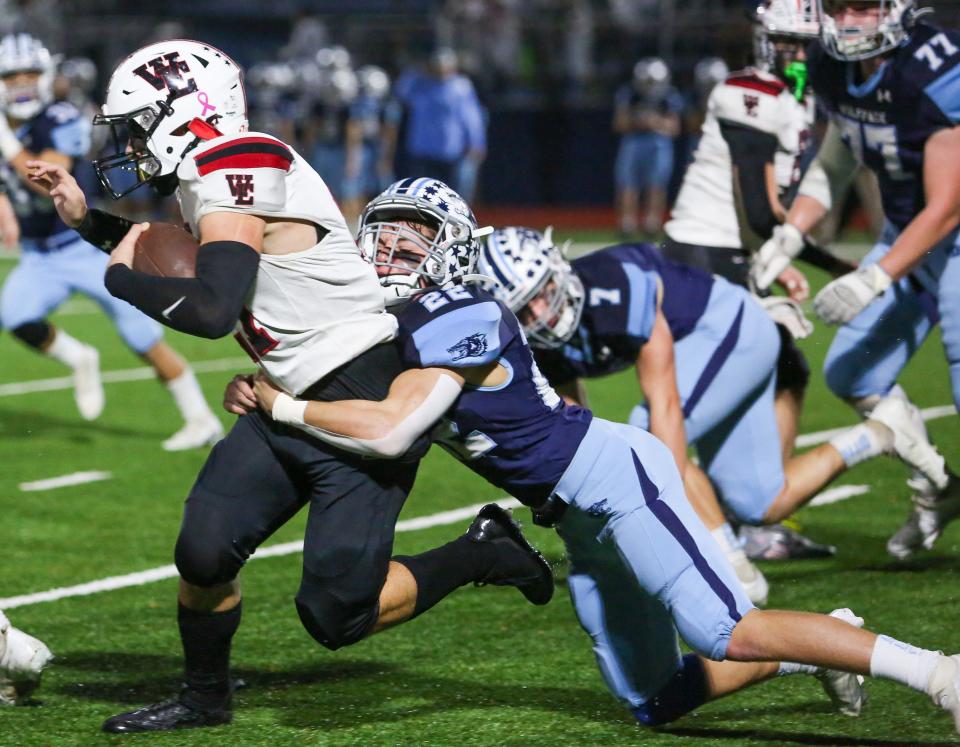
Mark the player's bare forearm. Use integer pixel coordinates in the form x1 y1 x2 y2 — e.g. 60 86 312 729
878 206 960 280
299 367 463 440
648 398 689 474
878 126 960 280
785 194 829 235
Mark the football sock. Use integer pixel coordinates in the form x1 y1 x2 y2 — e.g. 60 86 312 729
778 661 818 676
178 602 241 710
394 535 499 618
869 635 940 693
710 523 743 556
166 367 212 421
46 329 89 368
829 421 892 468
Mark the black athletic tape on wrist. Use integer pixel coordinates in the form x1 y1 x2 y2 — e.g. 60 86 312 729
75 209 135 254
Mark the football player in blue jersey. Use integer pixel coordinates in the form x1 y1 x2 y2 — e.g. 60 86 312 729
479 228 933 582
249 178 960 734
0 34 222 449
751 0 960 558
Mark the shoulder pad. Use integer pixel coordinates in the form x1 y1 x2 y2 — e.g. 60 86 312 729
406 296 507 368
179 132 293 217
192 132 294 177
712 74 784 133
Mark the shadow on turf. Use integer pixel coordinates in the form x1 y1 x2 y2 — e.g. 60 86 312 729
0 406 166 442
661 726 953 747
51 651 626 728
51 652 390 705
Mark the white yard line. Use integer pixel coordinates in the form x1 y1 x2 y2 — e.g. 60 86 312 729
0 356 251 397
0 498 521 610
19 471 112 492
808 484 870 507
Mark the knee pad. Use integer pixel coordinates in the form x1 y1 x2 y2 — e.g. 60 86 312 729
633 654 709 727
174 530 241 588
295 585 379 651
11 320 51 349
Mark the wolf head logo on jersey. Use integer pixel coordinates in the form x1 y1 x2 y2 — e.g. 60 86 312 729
447 333 489 361
818 0 926 60
478 226 585 350
0 34 55 121
92 39 248 198
358 177 492 306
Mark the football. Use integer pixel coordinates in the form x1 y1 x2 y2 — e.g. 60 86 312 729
132 222 199 279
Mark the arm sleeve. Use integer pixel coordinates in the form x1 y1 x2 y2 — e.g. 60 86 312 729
719 119 780 238
796 119 858 211
104 240 259 339
75 209 135 253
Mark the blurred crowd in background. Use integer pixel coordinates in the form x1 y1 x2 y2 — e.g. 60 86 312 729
4 0 960 228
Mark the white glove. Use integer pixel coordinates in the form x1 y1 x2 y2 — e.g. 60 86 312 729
813 264 892 325
0 116 23 162
757 295 814 340
751 223 805 292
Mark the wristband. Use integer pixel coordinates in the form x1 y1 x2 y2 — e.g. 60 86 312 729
76 209 135 253
272 392 308 425
779 223 805 259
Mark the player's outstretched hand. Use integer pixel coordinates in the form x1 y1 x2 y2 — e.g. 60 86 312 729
223 374 257 415
107 222 149 270
813 264 892 325
252 372 281 415
775 265 810 302
751 223 805 292
26 160 88 228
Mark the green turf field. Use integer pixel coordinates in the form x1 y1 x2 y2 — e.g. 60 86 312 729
0 244 958 746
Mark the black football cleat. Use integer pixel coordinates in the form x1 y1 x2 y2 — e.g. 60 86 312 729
101 695 232 733
466 503 554 605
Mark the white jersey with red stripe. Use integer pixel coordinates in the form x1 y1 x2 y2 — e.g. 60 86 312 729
665 69 815 250
176 131 396 395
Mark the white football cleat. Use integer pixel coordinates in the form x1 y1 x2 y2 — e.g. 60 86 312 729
868 396 949 491
815 608 867 717
887 473 960 559
0 611 53 705
73 345 104 421
162 414 224 451
927 653 960 733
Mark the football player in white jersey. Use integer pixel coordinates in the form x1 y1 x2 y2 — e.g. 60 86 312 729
29 40 552 732
663 0 834 559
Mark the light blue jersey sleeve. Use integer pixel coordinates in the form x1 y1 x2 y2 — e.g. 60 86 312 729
622 263 659 342
411 301 506 368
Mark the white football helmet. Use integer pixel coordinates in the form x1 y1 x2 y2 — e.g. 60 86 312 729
759 0 821 39
694 57 730 98
93 39 247 198
818 0 925 60
632 57 671 95
357 65 390 99
0 33 55 121
478 226 584 350
358 177 491 306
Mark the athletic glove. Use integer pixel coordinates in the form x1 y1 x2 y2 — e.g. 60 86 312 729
757 296 814 340
813 264 892 325
750 223 805 292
